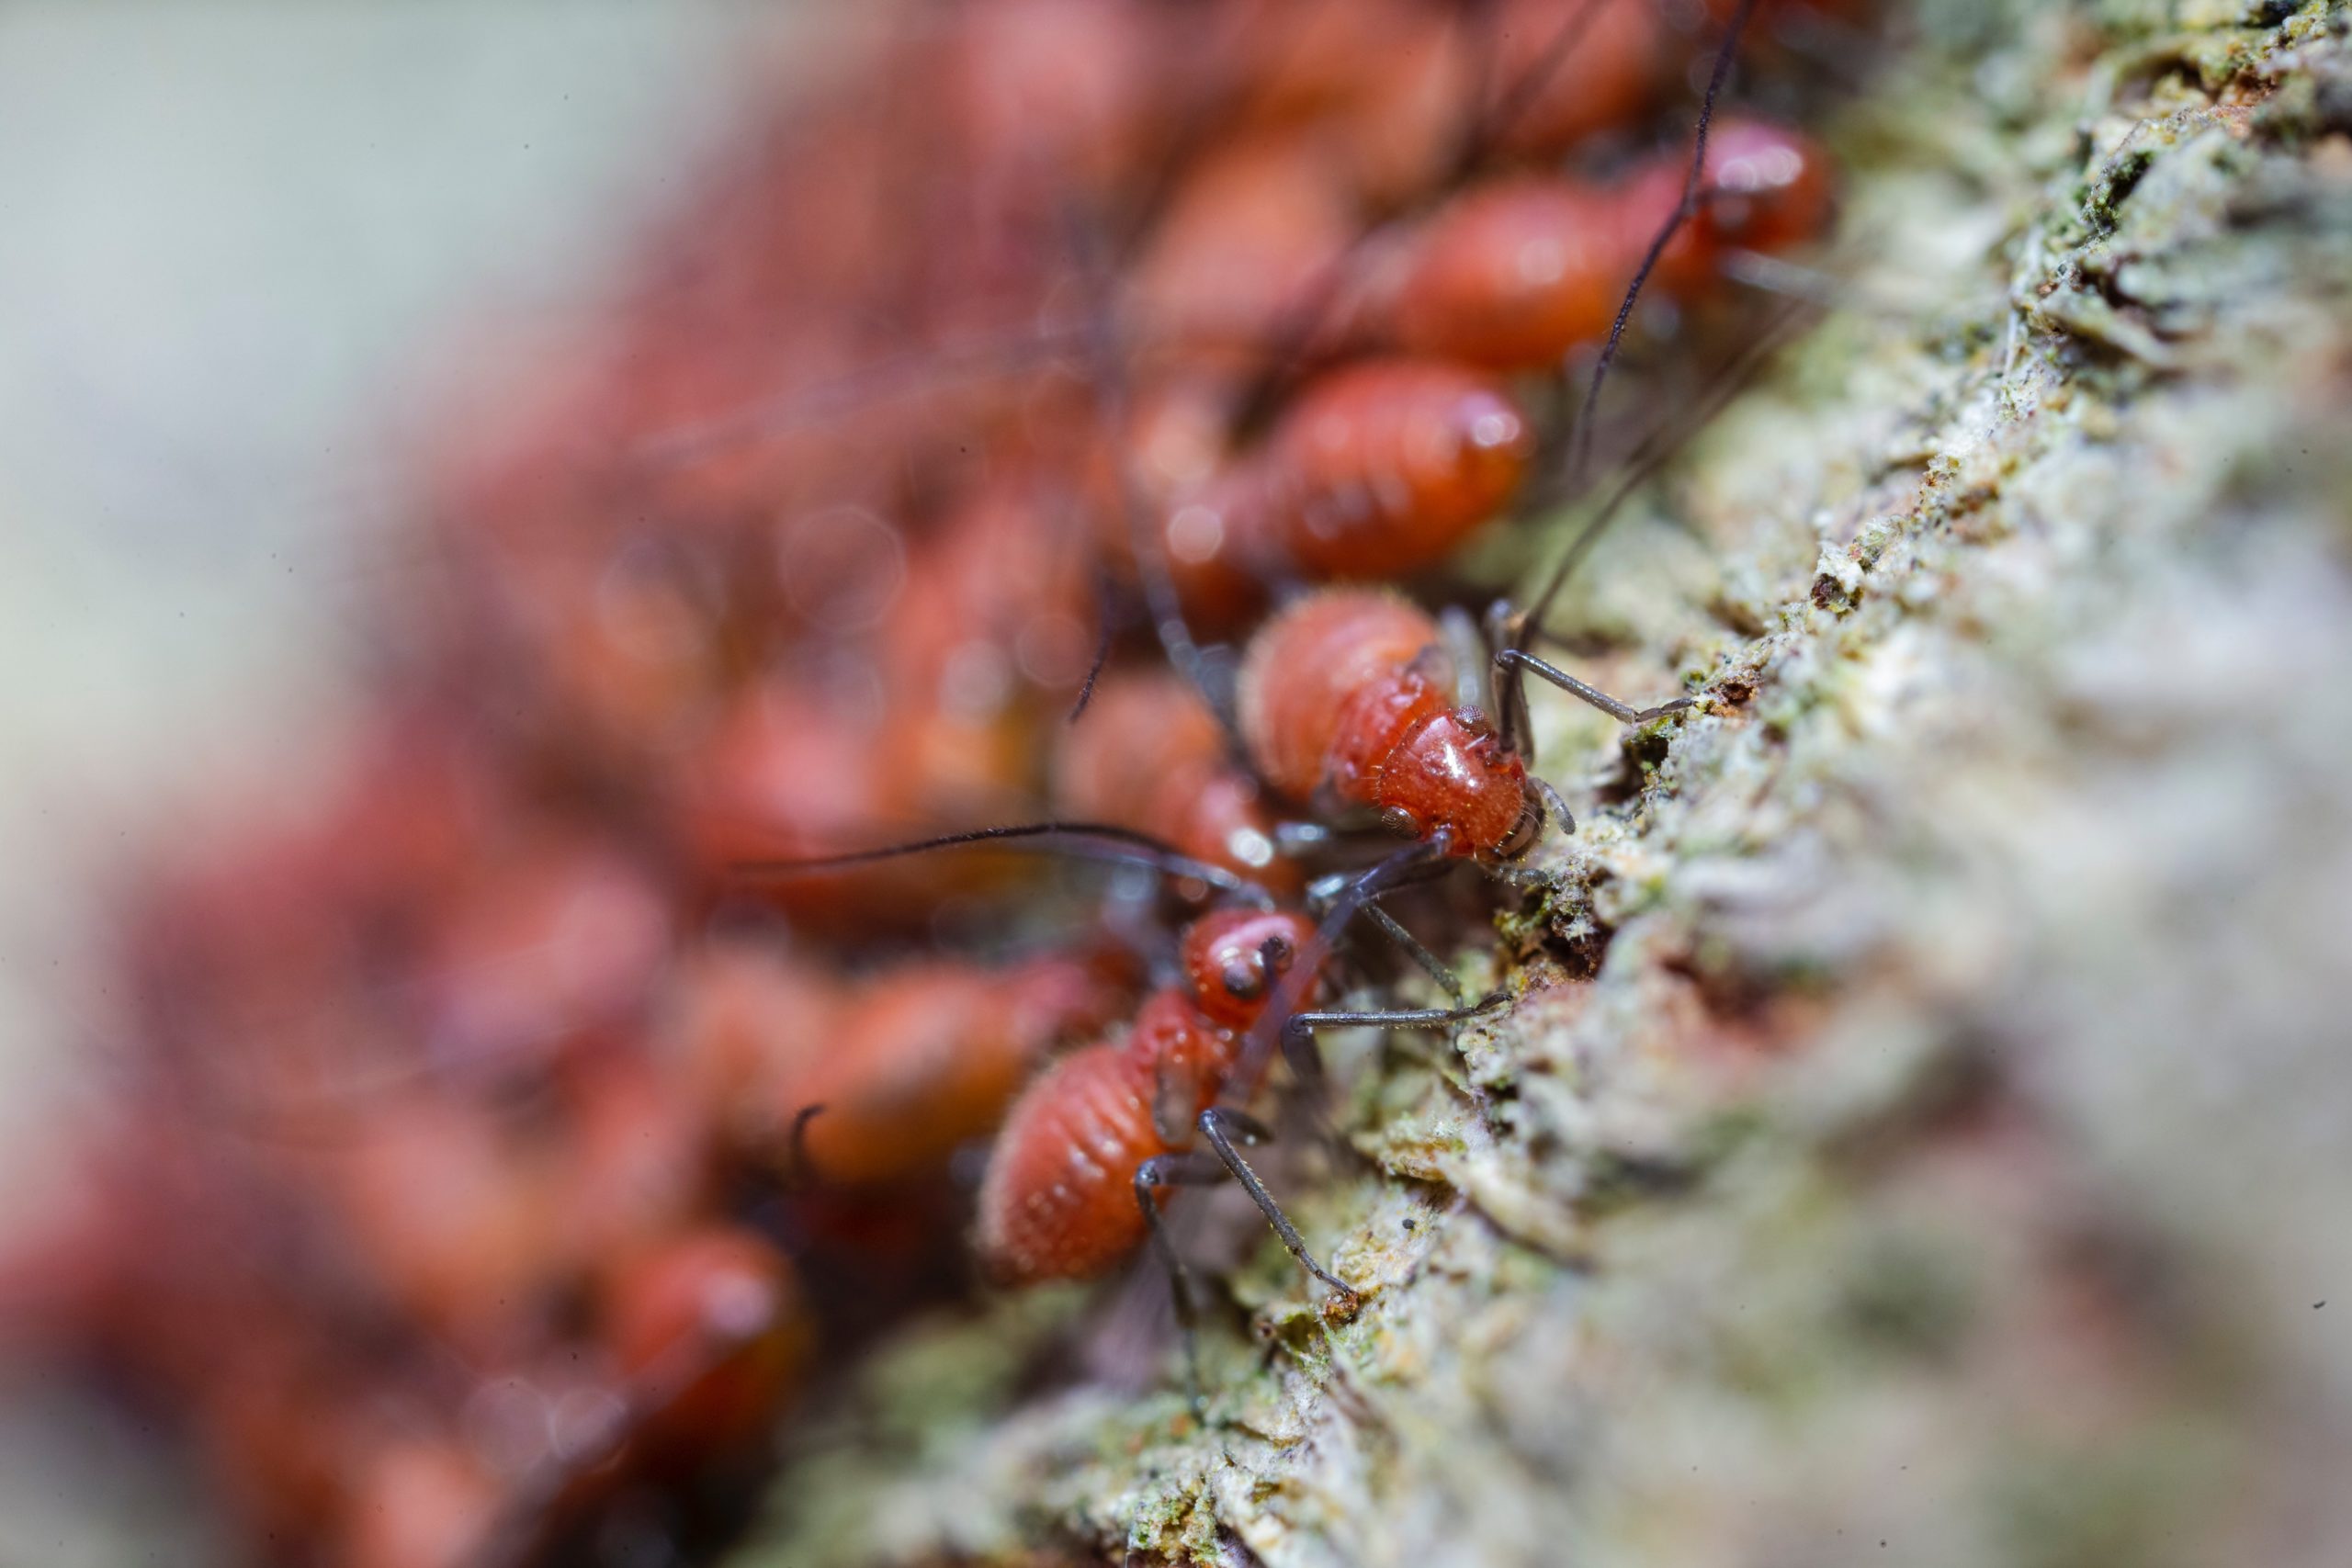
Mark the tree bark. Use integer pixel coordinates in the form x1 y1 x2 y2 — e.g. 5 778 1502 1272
737 5 2352 1564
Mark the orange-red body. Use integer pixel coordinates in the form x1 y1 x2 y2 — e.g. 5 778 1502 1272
786 955 1127 1187
668 940 1127 1186
1054 671 1295 894
1151 358 1530 619
976 908 1317 1283
1239 589 1530 857
600 1225 810 1470
1374 118 1835 370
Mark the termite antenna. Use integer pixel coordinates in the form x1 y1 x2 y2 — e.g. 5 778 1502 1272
1519 298 1809 639
1560 0 1763 498
1067 570 1122 725
731 821 1274 909
632 321 1095 472
1449 0 1616 181
784 1103 827 1191
1065 199 1237 738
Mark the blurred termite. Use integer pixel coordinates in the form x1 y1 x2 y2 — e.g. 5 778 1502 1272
1137 357 1534 627
1051 669 1300 894
0 1093 796 1568
1344 117 1836 372
666 936 1129 1189
1125 103 1828 617
678 460 1107 932
333 1224 809 1568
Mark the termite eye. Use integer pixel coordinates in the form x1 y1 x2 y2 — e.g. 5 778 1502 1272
1220 961 1264 1000
1380 806 1420 839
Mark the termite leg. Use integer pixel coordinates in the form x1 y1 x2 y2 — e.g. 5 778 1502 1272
1495 647 1692 728
1195 1107 1356 1305
1134 1151 1232 1416
1279 993 1510 1071
1303 869 1463 1001
1485 601 1537 755
1359 902 1465 1005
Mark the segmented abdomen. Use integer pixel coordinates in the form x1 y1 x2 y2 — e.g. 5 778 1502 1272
1254 358 1531 579
975 1043 1164 1284
1238 590 1450 806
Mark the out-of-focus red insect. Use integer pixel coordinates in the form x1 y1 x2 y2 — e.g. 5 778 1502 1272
668 939 1127 1188
1355 118 1836 371
1149 357 1532 618
597 1225 811 1476
1052 670 1295 894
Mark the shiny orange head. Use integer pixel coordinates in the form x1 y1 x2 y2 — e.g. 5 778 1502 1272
1181 908 1317 1029
1371 706 1537 861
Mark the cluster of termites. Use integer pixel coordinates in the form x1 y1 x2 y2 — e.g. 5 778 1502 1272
0 2 1867 1563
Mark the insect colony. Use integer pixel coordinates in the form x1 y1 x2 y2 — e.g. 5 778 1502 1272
0 2 1869 1563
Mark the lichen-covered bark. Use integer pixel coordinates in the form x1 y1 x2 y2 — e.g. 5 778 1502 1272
734 4 2352 1564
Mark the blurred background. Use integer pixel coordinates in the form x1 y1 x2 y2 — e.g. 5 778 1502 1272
0 4 778 1558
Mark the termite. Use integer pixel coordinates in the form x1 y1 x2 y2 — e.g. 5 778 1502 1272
972 892 1511 1406
1151 357 1534 617
971 904 1327 1292
398 1224 808 1568
1122 111 1828 621
667 937 1129 1188
1050 668 1298 892
1235 582 1688 881
1354 117 1835 372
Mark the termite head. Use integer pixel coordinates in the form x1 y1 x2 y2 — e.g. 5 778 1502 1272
1372 706 1531 861
1696 118 1834 259
1182 908 1317 1029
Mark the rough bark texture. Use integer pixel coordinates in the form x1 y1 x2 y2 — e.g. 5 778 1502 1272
735 4 2352 1564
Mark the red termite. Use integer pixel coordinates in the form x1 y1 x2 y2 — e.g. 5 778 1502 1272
1154 357 1533 615
361 1226 808 1568
973 906 1329 1288
668 940 1128 1188
1238 586 1686 863
1052 668 1297 895
1120 117 1825 621
594 1224 811 1479
971 892 1504 1402
1351 117 1836 373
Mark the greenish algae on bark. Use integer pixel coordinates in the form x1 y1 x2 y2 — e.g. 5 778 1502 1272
735 4 2352 1564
